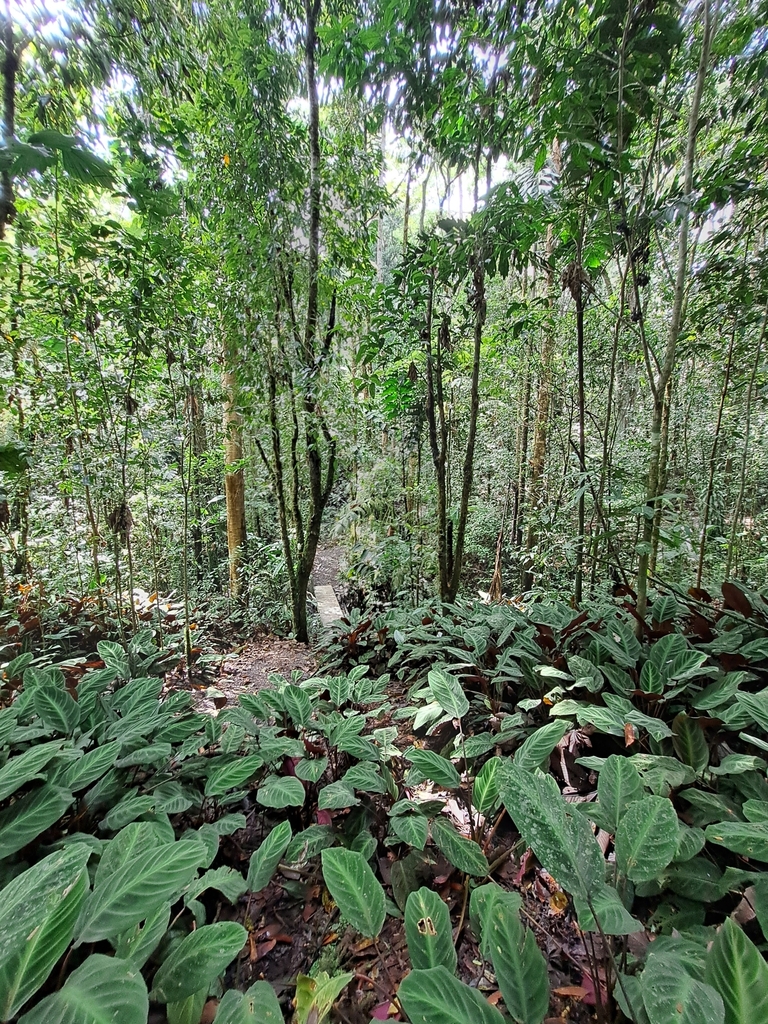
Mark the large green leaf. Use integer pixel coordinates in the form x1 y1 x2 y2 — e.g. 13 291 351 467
0 784 73 859
672 714 709 774
0 740 64 802
0 845 91 1019
390 813 429 850
406 748 461 788
17 954 148 1024
499 763 602 900
597 755 643 832
204 755 263 797
399 965 505 1024
705 918 768 1024
641 954 724 1024
484 893 549 1024
283 685 312 728
473 757 502 815
573 883 642 935
112 902 170 969
321 848 386 938
470 883 521 959
255 775 305 808
428 668 469 720
247 820 292 892
705 821 768 861
215 981 284 1023
513 721 568 772
75 823 206 942
187 866 247 904
64 742 121 792
150 922 247 1003
615 796 679 882
431 817 489 876
33 682 81 734
405 887 457 972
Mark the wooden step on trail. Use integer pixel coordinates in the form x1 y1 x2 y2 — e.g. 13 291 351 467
314 585 343 628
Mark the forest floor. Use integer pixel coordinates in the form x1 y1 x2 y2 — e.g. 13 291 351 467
191 544 345 714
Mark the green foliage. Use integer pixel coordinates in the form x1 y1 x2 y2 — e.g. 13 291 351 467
321 848 386 938
404 887 457 971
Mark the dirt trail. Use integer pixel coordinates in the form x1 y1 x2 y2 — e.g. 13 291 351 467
192 544 345 712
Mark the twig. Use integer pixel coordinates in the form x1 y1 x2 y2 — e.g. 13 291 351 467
453 876 470 948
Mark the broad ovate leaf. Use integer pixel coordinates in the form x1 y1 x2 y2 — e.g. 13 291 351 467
215 980 283 1023
597 754 643 833
485 892 549 1024
321 848 385 938
246 820 292 892
0 845 91 1019
499 762 603 900
705 917 768 1024
428 668 469 720
255 775 305 809
150 922 247 1003
75 823 206 943
513 721 568 772
17 953 148 1024
406 748 460 789
641 953 724 1024
399 965 505 1024
615 796 679 883
431 817 489 876
405 887 457 972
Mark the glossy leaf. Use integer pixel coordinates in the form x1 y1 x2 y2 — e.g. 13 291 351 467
215 981 284 1023
705 918 768 1024
428 667 469 719
615 796 679 882
0 845 91 1019
399 965 505 1024
18 954 148 1024
75 824 206 943
255 775 305 808
151 922 246 1003
431 817 488 876
499 763 602 899
513 720 568 772
405 887 457 972
247 820 292 892
321 848 386 938
406 748 461 788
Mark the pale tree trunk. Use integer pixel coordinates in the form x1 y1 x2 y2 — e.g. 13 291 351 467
376 120 387 283
635 0 713 621
223 366 247 600
523 223 556 591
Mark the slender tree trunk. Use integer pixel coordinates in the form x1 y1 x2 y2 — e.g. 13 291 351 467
695 325 736 586
726 303 766 578
574 283 586 604
223 366 247 600
523 224 556 590
1 3 18 238
636 0 713 621
649 379 672 577
447 254 486 601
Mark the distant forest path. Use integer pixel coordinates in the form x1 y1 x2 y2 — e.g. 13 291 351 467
202 543 345 710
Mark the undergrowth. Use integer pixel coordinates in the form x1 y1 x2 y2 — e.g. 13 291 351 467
1 580 768 1022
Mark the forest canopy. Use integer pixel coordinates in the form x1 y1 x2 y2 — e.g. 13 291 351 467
1 0 766 641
